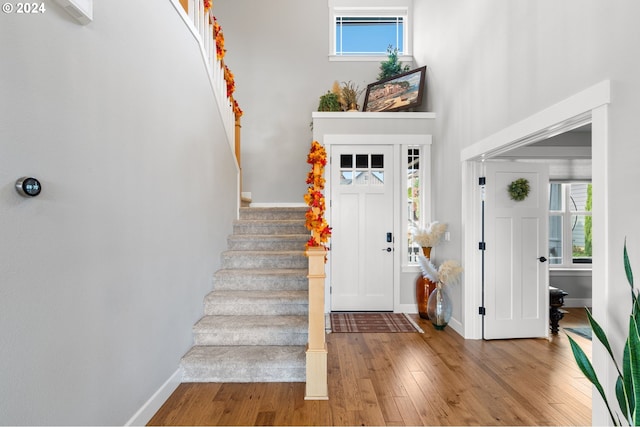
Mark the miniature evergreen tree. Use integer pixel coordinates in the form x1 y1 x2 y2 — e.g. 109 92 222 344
378 45 410 80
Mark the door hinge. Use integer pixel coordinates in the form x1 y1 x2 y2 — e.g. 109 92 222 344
330 286 332 294
479 306 486 315
478 242 486 251
479 177 486 186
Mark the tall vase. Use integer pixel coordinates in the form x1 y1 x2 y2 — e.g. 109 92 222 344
415 246 437 319
427 285 452 330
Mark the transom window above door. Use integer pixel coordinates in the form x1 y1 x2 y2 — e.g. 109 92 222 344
339 153 385 186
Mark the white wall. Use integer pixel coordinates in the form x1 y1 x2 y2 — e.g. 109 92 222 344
215 1 640 422
0 1 237 424
214 0 413 204
413 1 640 423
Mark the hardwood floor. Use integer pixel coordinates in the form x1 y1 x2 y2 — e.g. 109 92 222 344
148 310 591 426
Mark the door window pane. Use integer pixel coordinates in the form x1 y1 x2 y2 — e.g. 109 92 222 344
340 171 353 185
340 154 353 168
371 154 384 168
356 154 368 168
355 171 369 184
371 171 384 185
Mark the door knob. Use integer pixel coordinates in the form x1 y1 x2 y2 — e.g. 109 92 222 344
382 247 392 252
538 256 548 263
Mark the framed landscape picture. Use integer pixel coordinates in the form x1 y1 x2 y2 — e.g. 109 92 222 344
363 66 426 112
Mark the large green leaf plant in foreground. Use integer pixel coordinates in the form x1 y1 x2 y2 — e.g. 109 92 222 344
568 241 640 425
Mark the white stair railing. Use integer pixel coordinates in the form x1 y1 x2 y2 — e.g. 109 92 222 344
170 0 237 152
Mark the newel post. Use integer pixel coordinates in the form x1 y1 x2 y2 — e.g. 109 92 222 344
305 246 328 400
303 140 330 400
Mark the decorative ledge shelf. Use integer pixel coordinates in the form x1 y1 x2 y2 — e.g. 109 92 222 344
312 112 436 120
312 112 436 137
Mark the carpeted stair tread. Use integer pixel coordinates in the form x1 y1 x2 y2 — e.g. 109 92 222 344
181 345 306 382
239 206 307 221
213 268 308 291
194 314 307 331
204 290 308 315
206 290 308 304
193 315 308 346
181 206 310 383
233 220 308 235
227 234 309 251
221 250 306 269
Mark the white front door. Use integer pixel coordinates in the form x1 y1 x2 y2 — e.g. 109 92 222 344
483 161 549 339
330 145 394 311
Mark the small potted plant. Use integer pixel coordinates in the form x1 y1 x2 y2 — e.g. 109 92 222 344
317 90 341 112
378 45 410 80
339 81 363 111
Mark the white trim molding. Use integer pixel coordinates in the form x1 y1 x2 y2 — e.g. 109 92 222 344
125 369 181 426
461 80 610 341
53 0 93 24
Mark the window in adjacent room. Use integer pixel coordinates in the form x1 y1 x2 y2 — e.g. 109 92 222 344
549 182 592 267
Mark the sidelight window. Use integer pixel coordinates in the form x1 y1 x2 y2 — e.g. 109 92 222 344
407 146 422 263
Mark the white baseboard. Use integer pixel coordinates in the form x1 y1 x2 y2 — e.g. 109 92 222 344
563 298 592 308
125 369 181 426
395 303 418 314
250 202 307 207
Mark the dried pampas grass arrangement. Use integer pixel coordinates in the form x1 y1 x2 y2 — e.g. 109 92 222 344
417 255 463 287
412 222 448 248
437 260 463 286
417 254 439 282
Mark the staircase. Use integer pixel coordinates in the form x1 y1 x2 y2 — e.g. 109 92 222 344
181 207 309 382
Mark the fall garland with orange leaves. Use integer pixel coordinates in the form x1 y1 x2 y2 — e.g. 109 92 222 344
304 141 332 251
205 5 242 118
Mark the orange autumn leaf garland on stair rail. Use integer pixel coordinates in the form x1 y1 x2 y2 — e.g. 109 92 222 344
304 141 332 250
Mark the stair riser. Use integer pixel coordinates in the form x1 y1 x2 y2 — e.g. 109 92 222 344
182 367 306 383
181 345 306 383
194 332 308 346
205 303 308 316
221 254 306 269
233 223 308 235
213 273 308 291
227 238 307 251
239 208 307 221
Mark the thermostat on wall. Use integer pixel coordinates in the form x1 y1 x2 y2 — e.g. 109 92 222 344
15 177 42 197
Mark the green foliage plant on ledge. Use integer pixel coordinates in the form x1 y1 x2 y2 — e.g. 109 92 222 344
317 91 341 112
568 240 639 426
378 45 410 80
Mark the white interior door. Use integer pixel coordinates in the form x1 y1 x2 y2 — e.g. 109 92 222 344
484 161 549 339
330 145 394 311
